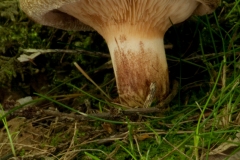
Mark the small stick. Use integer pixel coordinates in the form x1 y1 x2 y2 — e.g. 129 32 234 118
22 48 111 58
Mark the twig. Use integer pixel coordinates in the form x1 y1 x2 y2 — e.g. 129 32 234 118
21 45 173 59
76 130 194 145
22 48 111 58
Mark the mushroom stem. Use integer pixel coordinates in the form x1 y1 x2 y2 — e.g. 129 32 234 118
104 30 169 107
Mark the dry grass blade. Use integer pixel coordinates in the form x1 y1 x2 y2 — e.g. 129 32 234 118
73 62 111 100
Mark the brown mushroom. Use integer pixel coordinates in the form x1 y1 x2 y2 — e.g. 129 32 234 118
19 0 219 107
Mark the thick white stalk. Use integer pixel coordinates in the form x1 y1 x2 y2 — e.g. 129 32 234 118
105 32 169 107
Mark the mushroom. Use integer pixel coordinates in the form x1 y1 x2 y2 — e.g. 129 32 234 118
19 0 219 107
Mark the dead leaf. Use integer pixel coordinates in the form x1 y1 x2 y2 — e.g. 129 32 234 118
136 133 151 141
209 132 240 155
102 123 113 134
17 52 41 62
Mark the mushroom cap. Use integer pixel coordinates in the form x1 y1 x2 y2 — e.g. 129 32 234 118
195 0 220 15
20 0 220 32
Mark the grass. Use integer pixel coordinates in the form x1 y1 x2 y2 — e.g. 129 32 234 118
0 104 16 157
1 0 240 159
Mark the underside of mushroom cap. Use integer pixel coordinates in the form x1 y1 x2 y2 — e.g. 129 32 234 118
20 0 220 32
195 0 220 15
57 0 203 39
19 0 93 31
